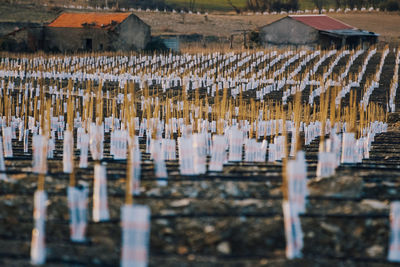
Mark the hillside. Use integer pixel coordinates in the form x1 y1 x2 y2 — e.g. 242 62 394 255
0 0 361 12
1 3 398 45
166 0 339 11
0 3 59 23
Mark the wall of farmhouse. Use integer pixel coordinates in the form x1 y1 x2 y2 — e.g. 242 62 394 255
112 14 150 51
43 27 110 52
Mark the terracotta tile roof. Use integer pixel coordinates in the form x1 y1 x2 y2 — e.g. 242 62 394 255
48 12 131 29
290 15 355 31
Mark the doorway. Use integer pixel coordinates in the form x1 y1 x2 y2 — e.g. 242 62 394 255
85 39 92 51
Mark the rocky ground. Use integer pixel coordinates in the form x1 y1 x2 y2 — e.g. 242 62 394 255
0 126 400 266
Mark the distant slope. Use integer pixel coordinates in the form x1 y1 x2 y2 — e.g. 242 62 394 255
0 0 362 14
166 0 338 12
0 4 59 23
2 2 396 43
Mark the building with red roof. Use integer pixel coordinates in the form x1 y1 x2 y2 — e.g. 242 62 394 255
259 15 378 49
43 12 150 52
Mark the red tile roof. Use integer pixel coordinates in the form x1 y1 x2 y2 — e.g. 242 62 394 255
290 15 355 31
48 12 131 28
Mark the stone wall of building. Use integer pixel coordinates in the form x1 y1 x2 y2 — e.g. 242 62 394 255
0 22 40 37
112 14 151 51
43 27 110 52
0 25 43 52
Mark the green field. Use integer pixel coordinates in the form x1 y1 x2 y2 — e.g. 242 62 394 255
166 0 246 12
165 0 338 12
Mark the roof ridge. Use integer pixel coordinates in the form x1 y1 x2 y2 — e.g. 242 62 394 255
60 12 132 15
289 15 355 31
289 14 326 17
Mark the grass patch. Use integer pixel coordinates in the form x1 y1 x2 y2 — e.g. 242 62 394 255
166 0 246 12
300 0 339 10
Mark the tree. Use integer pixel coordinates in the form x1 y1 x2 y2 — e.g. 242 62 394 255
346 0 357 9
367 0 380 7
227 0 242 14
245 0 299 12
246 0 269 12
246 0 259 11
289 0 299 10
313 0 325 12
188 0 196 10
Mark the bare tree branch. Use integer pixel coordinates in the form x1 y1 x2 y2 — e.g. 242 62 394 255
227 0 242 13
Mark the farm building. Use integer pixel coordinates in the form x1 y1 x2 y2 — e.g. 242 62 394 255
0 23 43 52
259 15 378 49
43 12 150 52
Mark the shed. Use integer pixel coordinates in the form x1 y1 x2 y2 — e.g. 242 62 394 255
259 15 378 49
159 35 180 52
44 12 150 52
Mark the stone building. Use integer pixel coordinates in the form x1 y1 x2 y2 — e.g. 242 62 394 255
259 15 378 49
0 22 43 52
44 12 150 52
